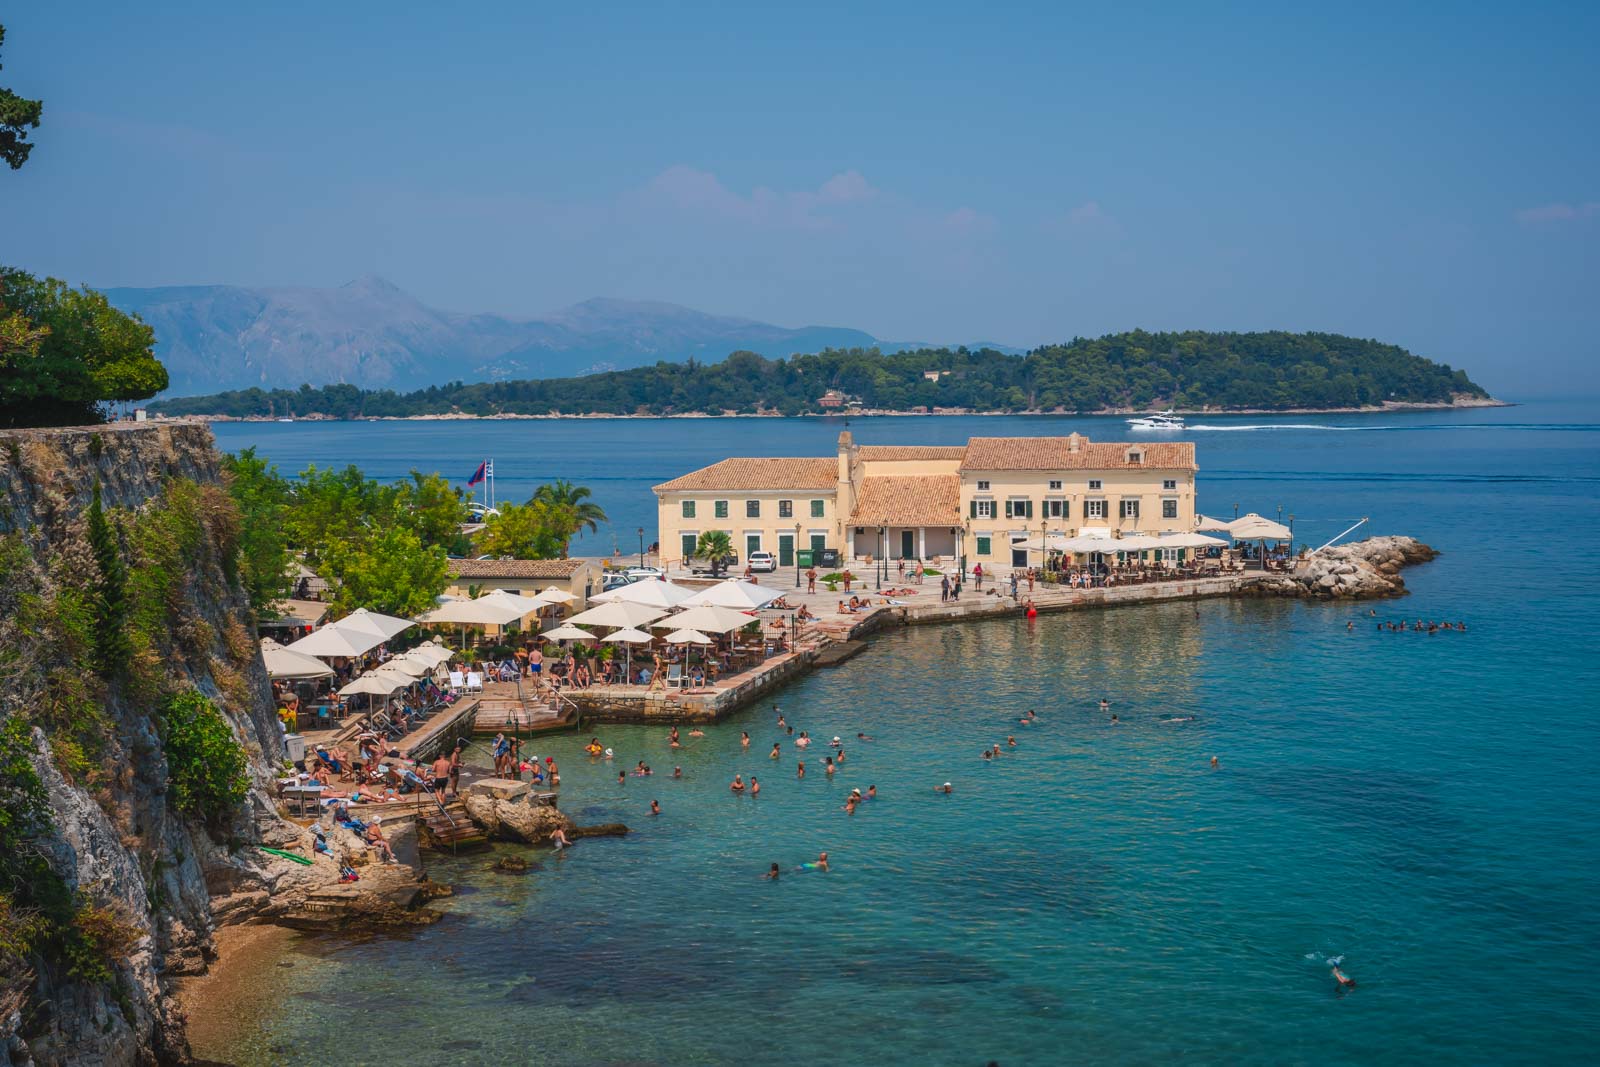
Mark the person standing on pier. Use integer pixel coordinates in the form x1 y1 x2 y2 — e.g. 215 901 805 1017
973 563 984 590
806 567 817 593
940 574 951 602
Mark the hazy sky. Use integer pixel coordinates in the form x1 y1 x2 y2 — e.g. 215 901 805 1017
4 2 1597 396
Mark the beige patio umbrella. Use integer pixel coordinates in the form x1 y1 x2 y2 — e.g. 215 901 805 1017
601 626 654 686
339 670 411 697
1228 513 1291 540
381 653 433 677
1193 514 1237 532
286 624 383 659
663 627 713 687
416 596 527 627
330 607 416 641
405 641 456 667
681 579 785 610
541 624 596 642
260 638 335 680
1158 532 1230 549
567 601 667 629
652 605 755 635
535 586 579 605
590 577 696 609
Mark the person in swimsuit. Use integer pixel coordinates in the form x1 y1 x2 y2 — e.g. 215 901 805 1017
797 761 805 779
766 862 781 880
650 800 661 816
741 731 750 747
1331 965 1356 989
730 774 745 792
750 776 760 796
770 743 781 759
550 826 571 850
935 782 953 794
430 754 451 799
673 766 683 778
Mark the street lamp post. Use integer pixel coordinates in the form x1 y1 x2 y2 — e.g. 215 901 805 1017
876 526 885 590
637 527 645 569
793 522 802 588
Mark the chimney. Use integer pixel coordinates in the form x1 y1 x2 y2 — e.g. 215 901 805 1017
1067 433 1083 453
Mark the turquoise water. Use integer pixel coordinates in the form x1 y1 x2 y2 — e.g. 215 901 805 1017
210 405 1600 1065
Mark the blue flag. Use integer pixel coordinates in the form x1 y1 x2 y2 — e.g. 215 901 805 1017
466 461 487 487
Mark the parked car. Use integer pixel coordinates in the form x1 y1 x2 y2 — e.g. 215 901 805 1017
601 572 636 591
689 552 739 576
747 551 777 573
625 566 665 580
464 502 500 522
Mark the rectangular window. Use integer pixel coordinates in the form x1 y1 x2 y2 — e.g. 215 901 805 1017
810 499 825 518
746 533 762 557
779 500 793 518
977 480 990 491
680 532 698 561
1005 498 1033 520
1048 480 1062 490
1088 479 1102 491
681 500 696 518
1046 499 1065 518
1085 499 1107 519
1162 498 1178 519
714 500 729 519
1163 479 1177 491
1120 499 1140 519
746 500 761 518
973 499 995 519
976 535 992 556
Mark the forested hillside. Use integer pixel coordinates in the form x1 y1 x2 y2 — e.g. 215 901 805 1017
152 331 1490 418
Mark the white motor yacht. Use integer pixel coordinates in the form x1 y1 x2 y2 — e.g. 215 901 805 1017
1125 409 1185 431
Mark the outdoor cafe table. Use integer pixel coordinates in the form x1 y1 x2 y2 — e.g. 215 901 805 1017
280 782 324 817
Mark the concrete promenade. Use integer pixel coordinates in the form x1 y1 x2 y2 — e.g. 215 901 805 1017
547 570 1255 726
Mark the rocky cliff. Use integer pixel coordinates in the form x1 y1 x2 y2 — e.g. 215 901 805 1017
0 422 293 1066
1250 536 1439 600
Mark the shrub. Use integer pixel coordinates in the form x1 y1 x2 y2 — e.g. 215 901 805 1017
86 482 131 678
160 690 249 827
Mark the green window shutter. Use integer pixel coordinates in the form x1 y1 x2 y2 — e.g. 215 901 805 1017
682 500 695 518
1004 500 1013 519
1062 499 1070 518
969 499 978 519
681 533 697 559
715 500 728 518
977 536 991 556
810 499 825 517
1024 500 1034 519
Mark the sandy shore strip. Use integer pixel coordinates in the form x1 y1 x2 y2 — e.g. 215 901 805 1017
176 923 300 1061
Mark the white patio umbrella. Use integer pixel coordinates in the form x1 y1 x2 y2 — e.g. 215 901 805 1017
339 670 411 697
590 577 696 609
1111 534 1167 552
1057 534 1119 553
1193 514 1237 532
1158 532 1230 549
260 638 335 680
330 607 416 641
405 641 456 667
381 653 432 677
541 624 596 642
534 586 578 605
663 628 712 644
1228 513 1292 540
416 596 527 627
567 601 668 629
681 579 785 610
601 627 654 685
478 588 546 616
652 605 755 635
285 624 383 659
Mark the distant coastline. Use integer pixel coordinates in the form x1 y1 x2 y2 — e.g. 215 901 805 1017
184 394 1509 423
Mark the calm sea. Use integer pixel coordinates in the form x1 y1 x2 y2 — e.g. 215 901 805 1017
206 403 1599 1065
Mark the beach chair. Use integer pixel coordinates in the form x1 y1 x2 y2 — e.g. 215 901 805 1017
465 671 484 694
448 671 466 693
665 664 684 689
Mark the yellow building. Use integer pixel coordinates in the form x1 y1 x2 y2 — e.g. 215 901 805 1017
654 431 1198 571
444 558 602 609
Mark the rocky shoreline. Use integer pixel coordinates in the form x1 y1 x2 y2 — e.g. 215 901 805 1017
1250 536 1439 600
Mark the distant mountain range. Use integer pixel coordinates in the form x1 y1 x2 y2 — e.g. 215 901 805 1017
103 276 1016 397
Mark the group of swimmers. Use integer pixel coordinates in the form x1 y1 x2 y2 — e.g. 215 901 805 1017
1366 618 1467 633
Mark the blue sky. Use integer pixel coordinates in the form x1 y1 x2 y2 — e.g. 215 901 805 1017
4 1 1597 396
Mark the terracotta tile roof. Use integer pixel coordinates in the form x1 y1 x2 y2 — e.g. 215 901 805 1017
848 475 962 526
856 445 968 461
960 436 1197 471
653 457 838 492
447 558 590 579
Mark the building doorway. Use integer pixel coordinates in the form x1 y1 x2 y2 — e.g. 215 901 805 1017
1011 538 1029 568
900 530 915 558
778 534 794 567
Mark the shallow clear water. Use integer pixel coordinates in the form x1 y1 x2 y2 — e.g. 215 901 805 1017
208 404 1600 1065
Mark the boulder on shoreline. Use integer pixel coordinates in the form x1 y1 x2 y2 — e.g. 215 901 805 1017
1251 536 1438 600
461 792 576 844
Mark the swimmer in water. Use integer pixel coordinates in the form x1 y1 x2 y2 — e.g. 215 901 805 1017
867 784 877 799
797 761 806 779
857 732 874 742
618 771 626 785
844 796 857 815
765 862 780 880
824 756 835 776
991 743 1002 757
730 774 745 792
1099 699 1110 712
814 851 829 872
836 748 845 764
689 727 705 737
1331 965 1356 989
935 782 953 794
982 749 993 761
750 776 760 796
770 743 781 758
673 766 682 778
550 827 571 850
1211 755 1220 768
650 800 660 816
741 731 750 747
1007 736 1017 747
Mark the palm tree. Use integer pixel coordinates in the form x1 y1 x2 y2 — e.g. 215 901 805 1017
695 530 734 576
531 479 608 555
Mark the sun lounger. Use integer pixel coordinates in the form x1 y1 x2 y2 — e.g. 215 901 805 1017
465 671 484 694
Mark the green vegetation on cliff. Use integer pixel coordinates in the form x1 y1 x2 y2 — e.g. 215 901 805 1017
153 331 1490 417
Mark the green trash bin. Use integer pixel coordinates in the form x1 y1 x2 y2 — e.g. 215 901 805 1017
796 549 814 568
